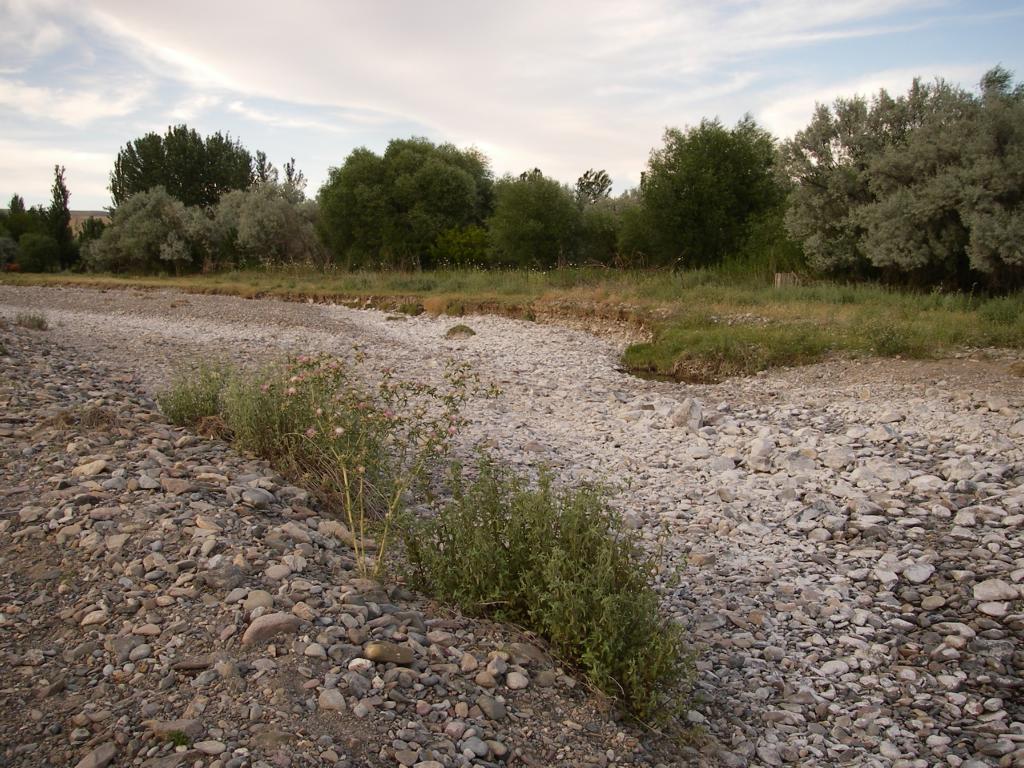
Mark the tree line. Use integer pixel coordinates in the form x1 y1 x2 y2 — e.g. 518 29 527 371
2 67 1021 289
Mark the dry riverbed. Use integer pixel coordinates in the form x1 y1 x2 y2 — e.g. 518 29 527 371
1 285 1022 768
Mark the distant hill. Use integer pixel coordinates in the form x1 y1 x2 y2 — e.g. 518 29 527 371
1 209 111 236
69 210 111 234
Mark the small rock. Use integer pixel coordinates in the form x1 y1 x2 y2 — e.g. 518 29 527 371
476 695 506 720
318 689 346 712
904 563 935 584
194 740 226 755
362 641 414 665
241 612 302 645
973 579 1018 601
74 742 117 768
72 459 107 479
506 671 529 690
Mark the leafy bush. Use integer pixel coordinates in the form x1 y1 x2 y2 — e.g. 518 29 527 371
865 322 927 357
403 459 685 720
211 184 325 268
159 354 477 576
430 225 489 268
488 170 582 268
640 117 783 269
17 233 61 272
318 138 493 269
0 236 17 270
83 187 210 274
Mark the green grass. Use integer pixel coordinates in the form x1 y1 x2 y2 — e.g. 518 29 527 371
402 458 687 722
5 267 1023 381
14 311 49 330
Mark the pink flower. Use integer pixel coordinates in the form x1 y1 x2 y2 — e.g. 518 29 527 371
286 386 297 396
260 383 270 393
447 426 457 436
305 427 317 438
333 426 344 436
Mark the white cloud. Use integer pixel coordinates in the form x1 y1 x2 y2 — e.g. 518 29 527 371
0 77 148 126
227 101 352 135
170 93 221 122
71 0 943 183
0 138 111 208
2 0 1013 206
0 0 68 58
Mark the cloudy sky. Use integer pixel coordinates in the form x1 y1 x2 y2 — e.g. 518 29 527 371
2 0 1022 210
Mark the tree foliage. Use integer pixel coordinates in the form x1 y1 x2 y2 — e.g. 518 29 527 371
575 168 612 205
639 117 783 268
317 137 493 268
17 232 61 272
84 187 210 274
0 236 18 269
781 67 1024 288
110 125 255 208
488 170 582 268
211 183 324 268
48 164 75 268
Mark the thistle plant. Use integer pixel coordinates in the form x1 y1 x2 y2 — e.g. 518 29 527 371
161 351 485 579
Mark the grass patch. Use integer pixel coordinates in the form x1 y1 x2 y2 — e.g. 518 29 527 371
445 323 476 339
396 301 424 316
624 319 831 382
402 459 687 722
14 311 48 330
155 364 227 428
166 731 190 747
5 267 1023 380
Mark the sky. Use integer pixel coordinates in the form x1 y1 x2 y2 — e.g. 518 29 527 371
1 0 1022 210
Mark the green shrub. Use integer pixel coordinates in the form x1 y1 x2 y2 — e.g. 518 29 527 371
865 322 926 357
156 364 227 427
403 459 685 721
17 233 61 272
430 225 489 268
445 323 476 339
14 311 48 330
397 302 424 316
979 296 1023 326
159 354 477 577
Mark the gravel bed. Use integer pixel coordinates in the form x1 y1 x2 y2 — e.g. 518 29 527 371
1 284 1022 768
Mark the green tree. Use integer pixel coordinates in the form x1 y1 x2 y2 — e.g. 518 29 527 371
48 164 75 268
76 217 107 248
17 232 61 272
254 150 278 185
317 137 494 268
641 117 783 268
283 157 307 201
211 183 324 268
429 224 489 267
488 169 582 268
959 67 1024 287
8 194 26 214
110 125 256 208
575 168 613 205
3 204 47 242
84 187 209 274
782 66 1024 288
